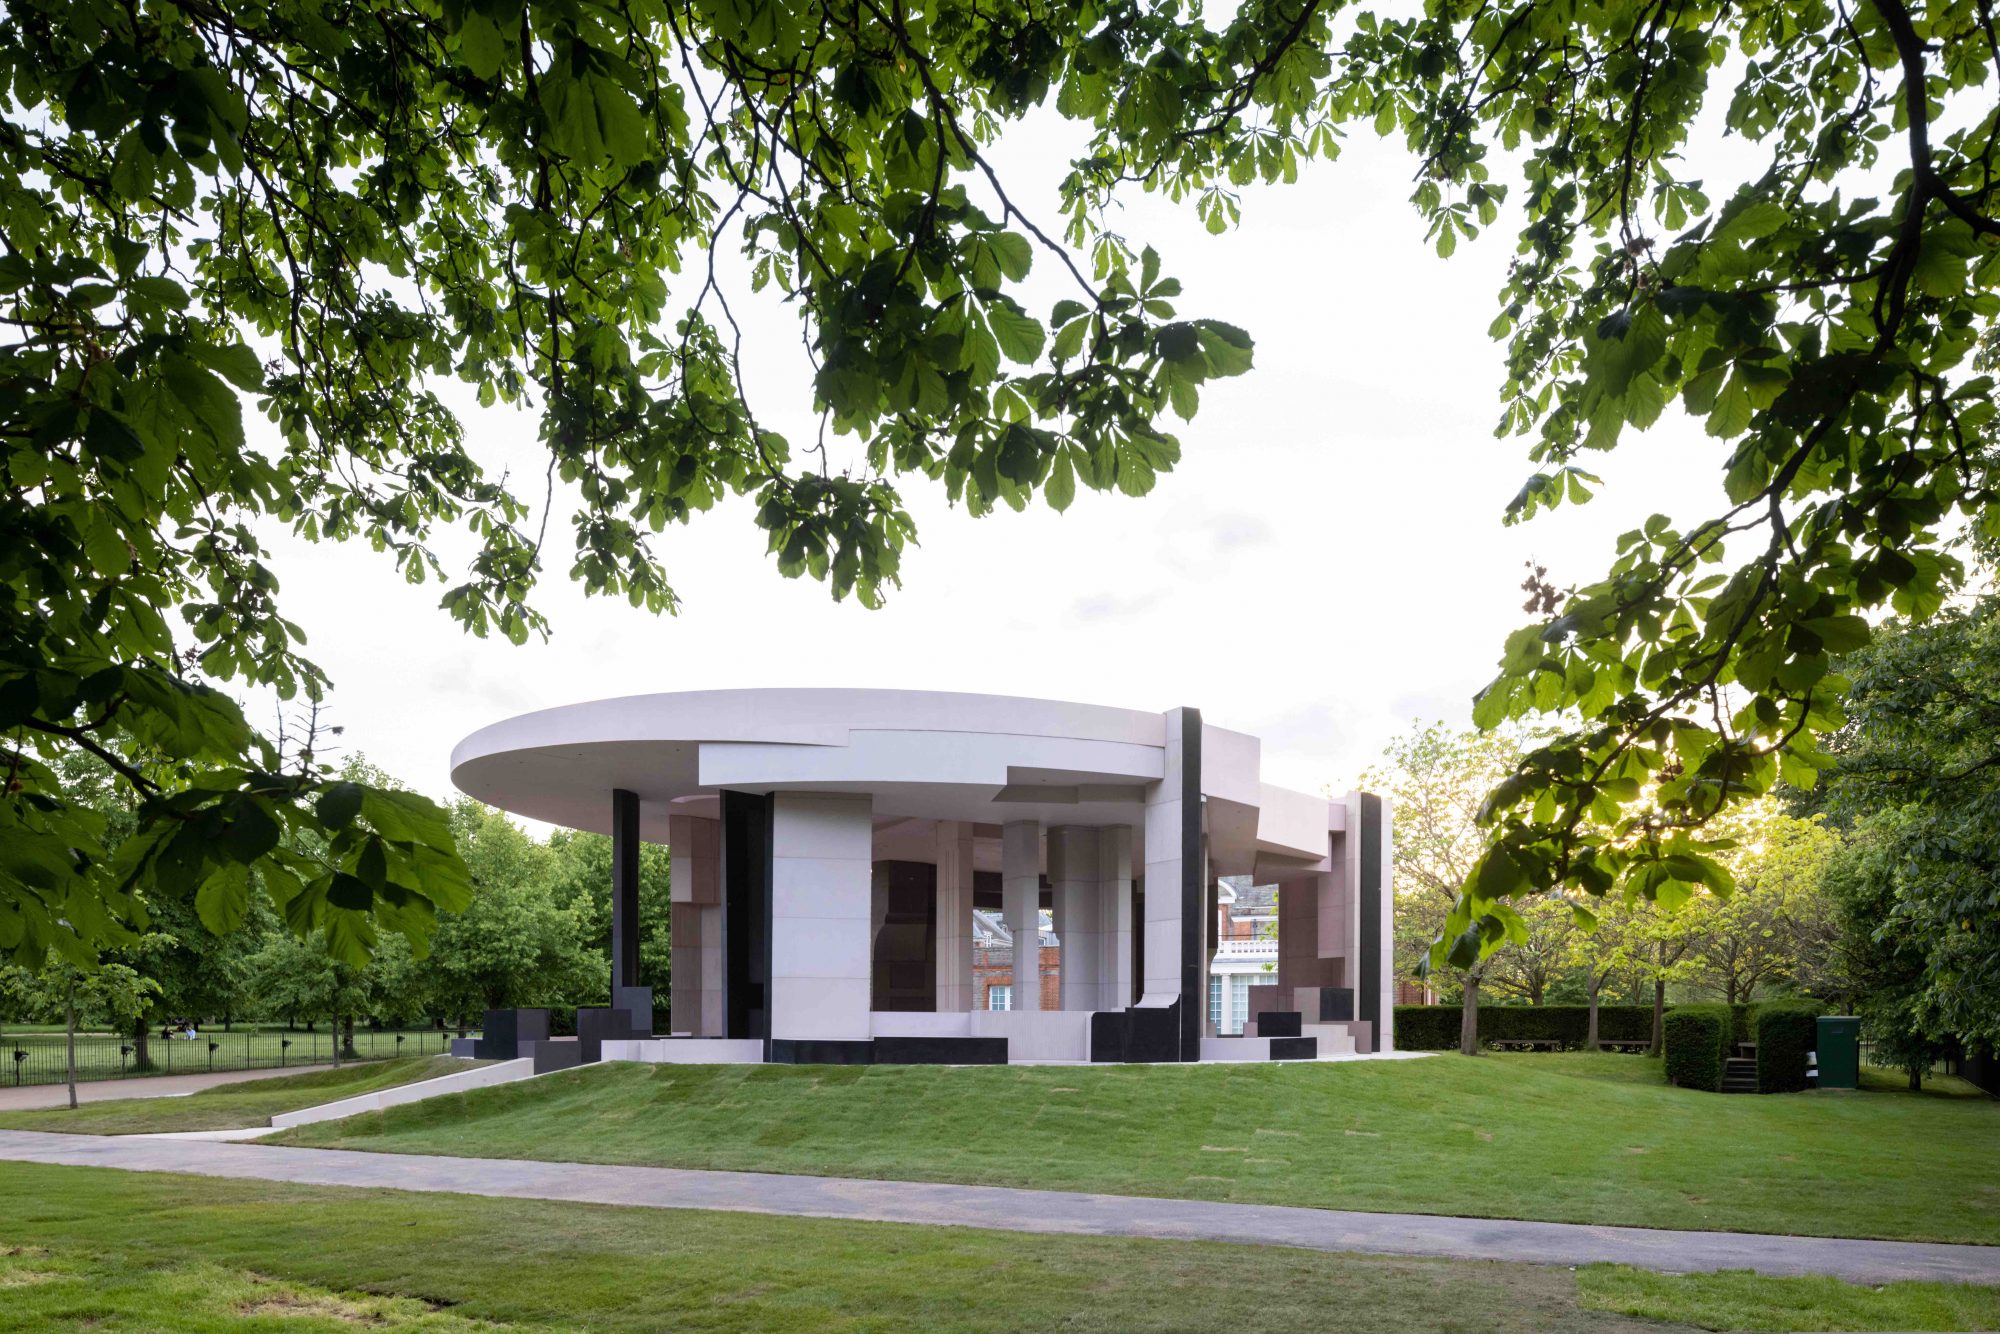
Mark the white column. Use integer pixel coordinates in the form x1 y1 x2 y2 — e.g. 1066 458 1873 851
1049 826 1101 1011
1001 819 1042 1012
1097 825 1134 1011
1141 710 1193 1008
668 814 721 1036
934 820 975 1012
768 792 874 1041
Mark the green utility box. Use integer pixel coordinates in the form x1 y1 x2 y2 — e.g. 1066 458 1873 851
1816 1015 1861 1090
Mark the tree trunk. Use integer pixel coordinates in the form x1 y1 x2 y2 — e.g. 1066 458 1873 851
331 1011 342 1067
340 1013 356 1059
1650 978 1666 1055
64 982 78 1111
129 1014 151 1073
1586 975 1602 1050
1459 975 1481 1056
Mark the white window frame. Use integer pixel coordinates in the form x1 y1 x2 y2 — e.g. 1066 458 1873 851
988 984 1012 1012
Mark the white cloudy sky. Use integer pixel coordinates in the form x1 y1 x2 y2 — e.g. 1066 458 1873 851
246 106 1748 813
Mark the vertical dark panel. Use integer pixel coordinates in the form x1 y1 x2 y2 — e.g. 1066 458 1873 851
609 788 640 993
1358 792 1384 1053
1179 707 1203 1062
721 790 773 1041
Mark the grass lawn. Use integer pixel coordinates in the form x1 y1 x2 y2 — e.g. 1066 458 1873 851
272 1051 2000 1244
4 1162 1998 1333
0 1056 467 1135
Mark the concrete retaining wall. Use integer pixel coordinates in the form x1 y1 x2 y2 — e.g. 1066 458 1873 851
269 1058 533 1129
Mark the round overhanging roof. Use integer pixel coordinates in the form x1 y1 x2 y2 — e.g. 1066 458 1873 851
450 688 1177 842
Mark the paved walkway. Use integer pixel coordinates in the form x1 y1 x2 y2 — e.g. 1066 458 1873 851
0 1065 340 1112
1 1131 1993 1285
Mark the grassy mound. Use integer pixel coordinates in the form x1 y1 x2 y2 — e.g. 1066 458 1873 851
274 1051 2000 1244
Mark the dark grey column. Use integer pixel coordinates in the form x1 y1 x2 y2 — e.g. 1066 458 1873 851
721 789 773 1041
1179 707 1203 1062
1358 791 1384 1053
609 788 640 993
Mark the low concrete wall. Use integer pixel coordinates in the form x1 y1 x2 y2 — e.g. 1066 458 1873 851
268 1058 533 1129
968 1010 1092 1062
600 1038 766 1064
1199 1036 1274 1062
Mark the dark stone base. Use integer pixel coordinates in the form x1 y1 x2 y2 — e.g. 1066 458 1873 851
449 1036 478 1059
523 1038 584 1073
1319 989 1355 1023
873 1036 1008 1065
767 1036 1010 1065
767 1039 875 1065
1257 1011 1302 1037
472 1007 550 1061
1090 999 1183 1063
1268 1036 1319 1061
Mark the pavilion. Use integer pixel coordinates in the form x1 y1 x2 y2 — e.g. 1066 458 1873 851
449 689 1394 1066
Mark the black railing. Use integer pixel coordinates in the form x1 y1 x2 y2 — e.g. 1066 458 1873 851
0 1027 471 1088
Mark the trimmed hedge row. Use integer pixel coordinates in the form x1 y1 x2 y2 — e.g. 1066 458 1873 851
1392 1005 1654 1051
1754 1000 1824 1093
1663 1004 1732 1091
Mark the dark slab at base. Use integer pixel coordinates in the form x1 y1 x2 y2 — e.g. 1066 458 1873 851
523 1037 584 1074
472 1008 550 1061
1268 1036 1319 1061
873 1036 1008 1065
1090 999 1184 1063
766 1036 1011 1066
1257 1011 1302 1038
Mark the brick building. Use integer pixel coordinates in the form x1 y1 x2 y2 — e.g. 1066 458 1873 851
971 909 1060 1011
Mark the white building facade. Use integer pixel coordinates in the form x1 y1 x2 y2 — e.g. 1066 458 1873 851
450 689 1394 1065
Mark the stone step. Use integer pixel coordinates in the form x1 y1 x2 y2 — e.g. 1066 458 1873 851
1301 1022 1357 1056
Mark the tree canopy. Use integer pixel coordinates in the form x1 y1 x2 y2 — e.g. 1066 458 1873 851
3 0 1995 970
1810 596 2000 1050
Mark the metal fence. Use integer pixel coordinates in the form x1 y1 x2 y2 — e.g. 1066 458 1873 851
1 1027 470 1088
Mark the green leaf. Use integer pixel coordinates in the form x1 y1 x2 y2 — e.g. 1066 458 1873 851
987 303 1045 364
316 782 365 830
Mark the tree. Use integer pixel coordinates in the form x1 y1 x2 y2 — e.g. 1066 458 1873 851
1373 722 1541 1055
547 828 671 998
1694 810 1840 1005
8 0 1995 976
1481 894 1575 1007
5 951 155 1107
1826 816 1956 1088
421 803 602 1025
1807 598 2000 1054
1560 894 1644 1048
1629 903 1708 1055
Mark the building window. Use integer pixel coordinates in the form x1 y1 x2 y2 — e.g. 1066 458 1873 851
988 984 1012 1012
1208 975 1224 1032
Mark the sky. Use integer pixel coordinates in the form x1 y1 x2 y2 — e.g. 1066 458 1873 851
244 108 1742 817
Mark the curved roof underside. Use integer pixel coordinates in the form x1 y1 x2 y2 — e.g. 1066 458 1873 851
451 688 1341 869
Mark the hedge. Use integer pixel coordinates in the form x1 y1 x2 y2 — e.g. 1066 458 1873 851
1663 1005 1732 1090
1753 1000 1825 1093
1392 1005 1654 1051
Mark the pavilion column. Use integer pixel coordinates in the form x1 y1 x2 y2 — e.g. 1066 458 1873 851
609 788 641 995
1142 707 1203 1060
1001 819 1042 1012
767 792 874 1043
1097 825 1134 1011
934 820 976 1013
1048 826 1101 1011
668 813 721 1036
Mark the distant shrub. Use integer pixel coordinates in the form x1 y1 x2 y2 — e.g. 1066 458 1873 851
1391 1004 1655 1051
1753 1000 1825 1093
1664 1005 1731 1091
